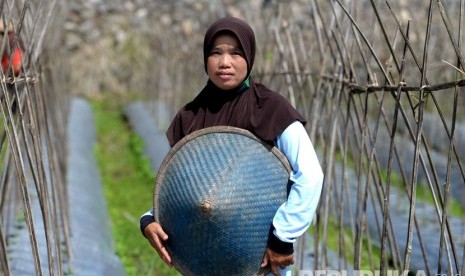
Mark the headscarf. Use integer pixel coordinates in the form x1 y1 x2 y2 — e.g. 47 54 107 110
166 16 306 147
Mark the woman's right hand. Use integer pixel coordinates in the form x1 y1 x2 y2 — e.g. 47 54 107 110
143 222 173 267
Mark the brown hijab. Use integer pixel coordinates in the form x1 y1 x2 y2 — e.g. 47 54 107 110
166 16 306 147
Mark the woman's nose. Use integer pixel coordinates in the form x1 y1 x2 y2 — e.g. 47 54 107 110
219 54 231 67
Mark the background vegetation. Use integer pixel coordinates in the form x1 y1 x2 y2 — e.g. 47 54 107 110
93 96 178 276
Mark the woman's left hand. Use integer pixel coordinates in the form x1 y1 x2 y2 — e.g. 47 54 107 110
261 247 294 276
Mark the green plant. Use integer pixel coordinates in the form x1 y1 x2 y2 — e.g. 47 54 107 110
92 98 178 276
308 217 383 271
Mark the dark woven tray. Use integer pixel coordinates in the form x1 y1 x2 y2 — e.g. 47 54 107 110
154 126 291 276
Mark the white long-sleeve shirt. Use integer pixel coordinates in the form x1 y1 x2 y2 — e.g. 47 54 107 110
272 120 324 243
141 121 324 245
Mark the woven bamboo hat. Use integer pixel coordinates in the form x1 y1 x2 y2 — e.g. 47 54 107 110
154 126 291 276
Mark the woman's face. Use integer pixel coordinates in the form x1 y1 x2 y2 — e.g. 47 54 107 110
207 33 248 90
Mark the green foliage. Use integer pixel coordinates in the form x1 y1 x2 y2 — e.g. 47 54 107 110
379 169 465 219
308 218 382 270
92 98 179 276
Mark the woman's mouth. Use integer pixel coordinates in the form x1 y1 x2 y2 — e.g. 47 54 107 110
217 72 233 80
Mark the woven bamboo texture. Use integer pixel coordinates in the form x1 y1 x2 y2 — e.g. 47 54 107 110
154 126 291 276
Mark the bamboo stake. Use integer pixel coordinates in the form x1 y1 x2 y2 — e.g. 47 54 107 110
14 65 59 276
388 1 462 271
336 2 393 269
0 220 11 276
0 78 42 276
308 0 340 145
387 1 465 190
459 1 465 275
436 0 464 272
436 0 465 71
320 67 344 268
334 0 392 84
337 98 351 271
274 26 296 107
380 18 409 274
370 0 401 75
403 0 434 271
361 85 386 272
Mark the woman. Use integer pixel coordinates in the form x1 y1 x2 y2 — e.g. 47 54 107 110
140 16 324 276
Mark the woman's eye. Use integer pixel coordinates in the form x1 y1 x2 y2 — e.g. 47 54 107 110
232 50 244 56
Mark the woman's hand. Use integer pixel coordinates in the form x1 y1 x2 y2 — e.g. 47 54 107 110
143 222 173 267
261 247 294 276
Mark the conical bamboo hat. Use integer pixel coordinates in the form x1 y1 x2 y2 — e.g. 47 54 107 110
154 126 291 276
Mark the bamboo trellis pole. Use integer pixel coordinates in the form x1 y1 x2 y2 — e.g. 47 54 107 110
0 0 69 274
